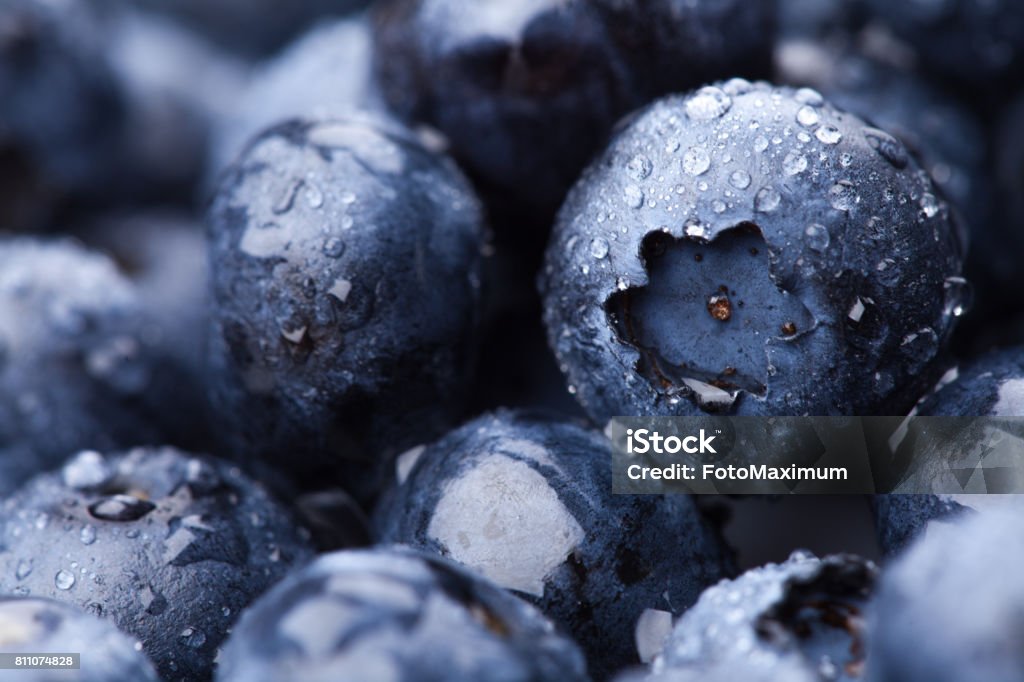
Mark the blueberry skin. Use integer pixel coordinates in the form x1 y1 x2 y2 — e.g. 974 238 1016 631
0 597 159 682
862 0 1024 87
216 547 590 682
776 43 988 246
540 80 965 421
870 494 967 556
210 15 383 178
372 0 775 216
652 552 876 681
867 506 1024 682
207 114 484 501
0 238 182 496
0 447 315 682
919 348 1024 417
376 410 734 679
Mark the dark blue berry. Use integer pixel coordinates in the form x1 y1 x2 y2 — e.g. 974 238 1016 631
650 552 875 681
372 0 776 217
0 447 315 681
207 114 485 501
867 506 1024 681
540 81 965 421
0 597 159 682
217 546 589 682
376 410 734 679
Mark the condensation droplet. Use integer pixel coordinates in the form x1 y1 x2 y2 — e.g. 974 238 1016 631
80 525 97 545
815 125 843 145
590 238 609 260
805 224 830 252
796 106 820 128
920 193 940 218
685 87 732 120
729 170 751 190
783 151 808 176
829 181 858 211
943 276 973 318
755 187 781 213
55 570 76 591
682 147 711 176
322 237 345 259
624 185 645 209
794 87 824 107
626 154 653 180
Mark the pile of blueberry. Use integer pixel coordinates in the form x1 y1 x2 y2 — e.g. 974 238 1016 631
1 0 1024 680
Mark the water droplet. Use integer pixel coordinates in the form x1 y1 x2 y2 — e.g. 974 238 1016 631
340 215 354 230
712 200 727 214
753 136 769 153
322 238 345 259
685 220 708 239
303 181 324 209
755 187 781 213
616 277 629 291
794 88 824 107
783 151 808 176
729 170 752 190
179 627 207 649
626 154 653 180
805 224 830 252
682 147 711 176
815 125 843 145
88 495 156 522
61 451 112 491
863 127 908 168
80 525 97 545
829 181 858 211
920 192 940 218
796 106 820 128
624 184 645 209
839 153 853 168
589 238 609 260
685 87 732 120
55 570 75 591
16 560 32 580
943 276 973 318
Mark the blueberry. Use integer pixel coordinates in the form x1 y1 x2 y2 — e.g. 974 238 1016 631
376 410 734 679
0 0 125 218
207 114 485 501
372 0 775 217
77 211 215 449
0 597 158 682
540 81 965 421
0 446 315 681
867 506 1024 681
862 0 1024 87
0 238 186 495
128 0 370 56
211 15 382 177
216 546 589 682
650 552 876 681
